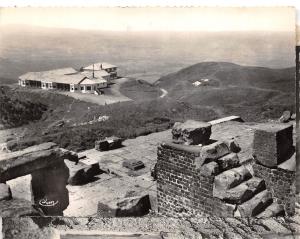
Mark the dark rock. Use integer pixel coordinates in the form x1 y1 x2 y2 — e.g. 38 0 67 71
123 159 145 171
0 183 12 201
235 190 273 217
252 123 293 167
225 139 241 153
279 110 291 123
97 194 151 217
217 153 240 171
214 177 265 204
151 163 157 180
172 120 212 145
67 162 102 185
256 202 285 218
95 136 123 151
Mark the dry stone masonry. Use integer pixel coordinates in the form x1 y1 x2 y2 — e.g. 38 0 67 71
157 119 295 218
0 142 77 216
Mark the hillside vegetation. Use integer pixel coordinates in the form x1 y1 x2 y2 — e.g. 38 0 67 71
2 62 295 152
0 86 47 128
154 62 295 121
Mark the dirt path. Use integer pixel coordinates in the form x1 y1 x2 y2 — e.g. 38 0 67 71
159 88 168 98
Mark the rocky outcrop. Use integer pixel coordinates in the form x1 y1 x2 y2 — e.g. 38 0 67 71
172 120 211 145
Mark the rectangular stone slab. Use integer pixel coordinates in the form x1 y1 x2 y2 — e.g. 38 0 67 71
252 123 293 167
0 148 62 182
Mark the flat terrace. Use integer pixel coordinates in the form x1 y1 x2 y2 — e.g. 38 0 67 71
4 119 296 217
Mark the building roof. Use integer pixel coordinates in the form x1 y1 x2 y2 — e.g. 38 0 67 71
81 70 110 78
19 68 87 85
79 78 107 85
83 62 117 71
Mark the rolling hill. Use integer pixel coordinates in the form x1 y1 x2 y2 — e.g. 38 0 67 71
153 62 295 121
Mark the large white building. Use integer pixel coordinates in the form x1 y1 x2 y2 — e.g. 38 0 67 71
18 63 118 95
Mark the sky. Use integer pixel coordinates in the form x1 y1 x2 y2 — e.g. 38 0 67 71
0 7 295 32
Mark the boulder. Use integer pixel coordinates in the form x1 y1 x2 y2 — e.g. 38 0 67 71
213 165 252 194
97 194 151 217
200 161 219 176
214 177 265 204
217 153 240 171
172 120 212 145
235 190 273 217
279 110 291 123
195 141 230 168
0 183 12 201
252 123 293 167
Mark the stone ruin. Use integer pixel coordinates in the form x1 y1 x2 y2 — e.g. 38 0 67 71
0 142 77 216
156 119 296 218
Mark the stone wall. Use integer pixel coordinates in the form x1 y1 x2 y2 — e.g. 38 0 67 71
253 161 295 216
157 141 235 217
156 120 296 218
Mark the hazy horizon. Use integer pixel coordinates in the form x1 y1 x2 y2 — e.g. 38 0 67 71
0 7 294 32
0 24 295 83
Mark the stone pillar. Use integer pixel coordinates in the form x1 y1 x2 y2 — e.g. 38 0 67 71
31 160 69 216
252 123 295 216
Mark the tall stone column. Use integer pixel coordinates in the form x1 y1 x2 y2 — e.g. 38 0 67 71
31 160 70 216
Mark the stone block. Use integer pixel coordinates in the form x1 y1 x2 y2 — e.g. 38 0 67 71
256 202 284 218
235 190 272 217
0 183 12 201
213 165 252 193
195 141 230 168
200 161 219 176
217 153 240 171
123 159 145 171
214 177 265 204
97 193 151 217
67 162 103 186
172 120 211 145
95 136 123 151
253 123 293 167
